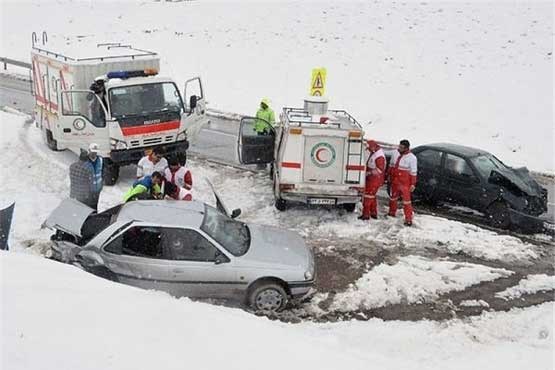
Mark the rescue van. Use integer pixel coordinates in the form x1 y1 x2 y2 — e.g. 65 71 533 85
31 36 207 184
238 97 366 211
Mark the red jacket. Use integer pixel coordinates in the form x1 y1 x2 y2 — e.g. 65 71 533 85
389 150 417 186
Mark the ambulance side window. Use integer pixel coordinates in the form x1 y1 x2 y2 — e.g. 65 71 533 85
61 91 106 128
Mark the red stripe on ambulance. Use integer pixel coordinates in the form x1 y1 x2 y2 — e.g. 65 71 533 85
282 162 301 169
121 120 180 136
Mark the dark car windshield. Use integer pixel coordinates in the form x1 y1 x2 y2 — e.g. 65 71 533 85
108 82 184 118
200 205 250 256
471 155 508 179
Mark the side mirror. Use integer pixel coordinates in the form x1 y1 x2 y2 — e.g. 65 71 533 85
189 95 198 111
231 208 241 219
214 251 229 265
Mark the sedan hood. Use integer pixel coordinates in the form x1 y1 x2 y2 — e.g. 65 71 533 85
244 224 311 268
491 167 543 197
42 198 95 238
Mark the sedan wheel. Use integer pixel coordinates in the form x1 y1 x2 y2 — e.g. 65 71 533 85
487 201 511 229
249 283 288 312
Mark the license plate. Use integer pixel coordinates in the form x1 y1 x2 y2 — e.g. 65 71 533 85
308 198 336 205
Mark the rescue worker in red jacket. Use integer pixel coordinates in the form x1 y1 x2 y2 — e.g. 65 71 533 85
164 156 193 190
164 182 192 201
388 139 418 226
358 140 386 220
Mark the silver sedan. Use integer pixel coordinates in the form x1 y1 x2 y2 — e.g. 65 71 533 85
44 198 315 312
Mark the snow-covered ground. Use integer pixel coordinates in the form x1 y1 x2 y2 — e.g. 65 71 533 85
2 251 554 370
0 0 553 173
331 256 513 312
496 274 555 300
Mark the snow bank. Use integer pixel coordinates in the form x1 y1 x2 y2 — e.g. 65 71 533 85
331 255 512 311
1 1 553 172
317 214 539 263
496 274 555 300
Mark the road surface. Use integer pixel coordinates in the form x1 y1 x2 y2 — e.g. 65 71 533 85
1 72 553 220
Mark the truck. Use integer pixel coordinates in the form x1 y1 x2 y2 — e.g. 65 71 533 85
31 38 207 184
237 97 366 211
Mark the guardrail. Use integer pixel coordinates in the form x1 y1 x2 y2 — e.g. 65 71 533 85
1 57 31 70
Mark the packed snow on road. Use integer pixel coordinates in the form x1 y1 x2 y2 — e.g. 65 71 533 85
0 1 554 370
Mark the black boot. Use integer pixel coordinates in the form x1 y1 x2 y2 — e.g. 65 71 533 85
404 220 412 227
358 215 369 221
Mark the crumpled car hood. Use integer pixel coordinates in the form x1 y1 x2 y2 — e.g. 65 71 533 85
492 167 543 197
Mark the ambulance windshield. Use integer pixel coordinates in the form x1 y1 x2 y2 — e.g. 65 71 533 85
108 82 184 119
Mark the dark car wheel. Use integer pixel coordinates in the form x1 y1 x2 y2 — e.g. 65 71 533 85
45 129 60 151
103 160 120 186
275 198 287 211
248 282 288 312
487 201 511 229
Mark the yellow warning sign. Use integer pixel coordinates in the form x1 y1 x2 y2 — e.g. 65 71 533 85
310 68 327 96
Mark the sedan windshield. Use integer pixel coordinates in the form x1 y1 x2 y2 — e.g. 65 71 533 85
109 82 184 118
471 155 508 179
200 205 250 256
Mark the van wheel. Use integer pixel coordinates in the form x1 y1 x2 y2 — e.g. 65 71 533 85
275 198 287 211
486 201 511 229
343 203 356 212
248 282 288 312
45 129 59 151
103 160 120 186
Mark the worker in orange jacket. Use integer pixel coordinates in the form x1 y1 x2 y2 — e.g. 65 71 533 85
359 140 386 220
388 139 418 226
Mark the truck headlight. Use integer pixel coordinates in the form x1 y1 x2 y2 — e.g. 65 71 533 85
304 270 313 280
110 138 127 150
176 131 187 141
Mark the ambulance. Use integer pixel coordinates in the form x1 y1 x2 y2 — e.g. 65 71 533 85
238 95 366 211
31 36 207 184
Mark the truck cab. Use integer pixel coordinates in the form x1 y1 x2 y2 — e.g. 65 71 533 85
31 42 207 184
238 98 366 211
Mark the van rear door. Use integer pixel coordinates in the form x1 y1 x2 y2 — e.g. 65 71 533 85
237 117 275 164
303 135 344 184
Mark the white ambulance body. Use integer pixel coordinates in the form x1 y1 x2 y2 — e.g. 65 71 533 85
31 41 207 184
238 98 365 211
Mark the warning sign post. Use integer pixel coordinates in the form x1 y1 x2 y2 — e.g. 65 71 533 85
310 68 327 97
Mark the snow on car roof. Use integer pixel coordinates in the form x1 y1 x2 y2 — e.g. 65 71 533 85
117 200 205 228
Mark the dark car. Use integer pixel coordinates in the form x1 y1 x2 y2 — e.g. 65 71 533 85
410 143 549 232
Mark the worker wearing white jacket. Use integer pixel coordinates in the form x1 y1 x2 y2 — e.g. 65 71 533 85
137 147 168 179
164 156 193 190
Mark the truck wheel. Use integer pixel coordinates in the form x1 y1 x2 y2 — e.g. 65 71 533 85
45 129 60 151
103 161 120 186
248 282 288 312
486 201 511 229
343 203 356 213
275 198 287 211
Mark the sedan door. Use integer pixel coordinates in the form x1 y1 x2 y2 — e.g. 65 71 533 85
161 227 243 300
442 154 487 209
414 149 445 201
100 225 172 291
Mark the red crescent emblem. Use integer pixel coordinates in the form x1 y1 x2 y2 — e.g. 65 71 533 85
315 148 326 162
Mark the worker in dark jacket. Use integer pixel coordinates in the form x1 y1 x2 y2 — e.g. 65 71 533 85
69 143 103 211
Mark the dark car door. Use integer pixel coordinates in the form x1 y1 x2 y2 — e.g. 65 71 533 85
414 148 445 201
238 117 275 165
443 153 486 209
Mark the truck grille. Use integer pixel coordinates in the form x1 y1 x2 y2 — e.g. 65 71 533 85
143 137 164 146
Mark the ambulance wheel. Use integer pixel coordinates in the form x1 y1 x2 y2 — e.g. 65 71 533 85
45 129 59 151
275 198 287 211
343 203 356 213
103 161 120 186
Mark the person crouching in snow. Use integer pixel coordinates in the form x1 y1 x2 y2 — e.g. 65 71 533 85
358 140 385 220
387 139 418 226
164 182 192 201
164 156 192 190
123 171 164 202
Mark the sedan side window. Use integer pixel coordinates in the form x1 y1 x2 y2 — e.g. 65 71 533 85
121 226 165 259
163 228 219 262
445 154 476 178
417 149 442 168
